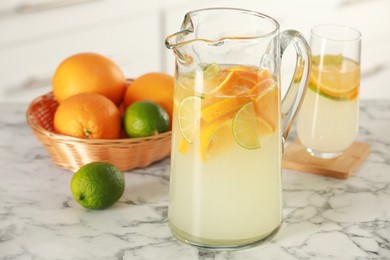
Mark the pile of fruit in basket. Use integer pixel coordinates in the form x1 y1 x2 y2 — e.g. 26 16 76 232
52 52 173 139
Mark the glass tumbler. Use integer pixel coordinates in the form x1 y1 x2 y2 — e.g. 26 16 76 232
297 24 361 159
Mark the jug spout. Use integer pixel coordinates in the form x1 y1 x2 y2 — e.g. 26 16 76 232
165 29 193 64
165 30 194 51
165 13 197 64
165 30 189 50
165 11 194 50
165 8 283 67
165 31 193 64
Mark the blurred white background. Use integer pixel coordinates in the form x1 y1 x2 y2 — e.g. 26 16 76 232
0 0 389 102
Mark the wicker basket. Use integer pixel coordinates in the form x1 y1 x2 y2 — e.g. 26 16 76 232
26 92 171 172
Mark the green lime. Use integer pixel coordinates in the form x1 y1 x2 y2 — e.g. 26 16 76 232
70 162 125 209
203 63 221 79
123 101 170 138
178 96 202 143
232 102 273 149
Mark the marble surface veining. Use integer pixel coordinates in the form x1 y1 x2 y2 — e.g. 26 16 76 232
0 100 390 259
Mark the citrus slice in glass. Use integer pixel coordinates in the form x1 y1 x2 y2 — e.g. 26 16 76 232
207 120 233 157
201 96 250 123
176 64 222 94
178 137 190 155
203 63 222 79
200 116 233 161
248 76 275 97
178 96 202 143
232 102 274 149
202 63 228 94
253 86 278 131
214 67 260 96
310 55 360 100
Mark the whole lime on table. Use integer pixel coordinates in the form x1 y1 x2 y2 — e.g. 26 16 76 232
123 101 170 138
70 162 125 209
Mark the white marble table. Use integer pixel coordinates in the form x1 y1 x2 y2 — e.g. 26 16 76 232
1 100 389 259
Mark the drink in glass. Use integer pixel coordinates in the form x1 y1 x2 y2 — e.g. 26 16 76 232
297 25 361 159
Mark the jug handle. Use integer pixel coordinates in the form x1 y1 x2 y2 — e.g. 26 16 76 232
280 30 311 148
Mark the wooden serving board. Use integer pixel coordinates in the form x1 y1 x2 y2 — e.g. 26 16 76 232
282 138 371 179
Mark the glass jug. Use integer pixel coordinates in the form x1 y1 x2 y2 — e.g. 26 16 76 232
165 8 311 249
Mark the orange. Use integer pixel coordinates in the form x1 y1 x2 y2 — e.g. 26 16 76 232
200 116 233 161
52 53 127 105
309 55 360 100
253 86 279 131
216 71 256 95
200 68 274 123
220 66 272 94
178 137 190 155
54 92 121 139
201 97 250 123
123 72 174 119
176 65 278 160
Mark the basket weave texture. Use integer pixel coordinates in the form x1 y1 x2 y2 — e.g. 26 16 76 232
26 92 171 172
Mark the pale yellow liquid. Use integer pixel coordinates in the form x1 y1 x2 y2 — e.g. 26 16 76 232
169 64 283 247
297 57 359 156
297 88 359 153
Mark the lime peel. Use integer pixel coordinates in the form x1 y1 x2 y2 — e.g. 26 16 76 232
178 96 202 143
232 102 262 150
